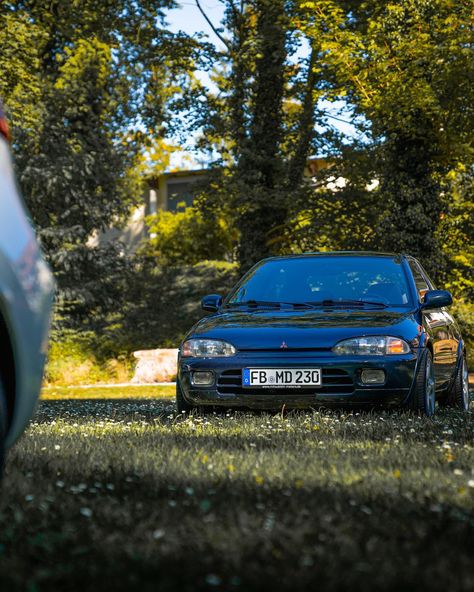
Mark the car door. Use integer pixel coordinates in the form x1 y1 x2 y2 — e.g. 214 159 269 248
417 261 460 378
408 259 454 390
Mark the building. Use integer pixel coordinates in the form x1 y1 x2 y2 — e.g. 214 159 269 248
145 168 208 215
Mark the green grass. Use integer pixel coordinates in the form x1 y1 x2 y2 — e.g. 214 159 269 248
41 385 175 399
1 388 473 591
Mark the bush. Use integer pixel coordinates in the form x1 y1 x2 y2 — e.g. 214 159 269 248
45 333 133 386
108 259 240 353
449 301 474 371
47 258 239 366
144 207 237 265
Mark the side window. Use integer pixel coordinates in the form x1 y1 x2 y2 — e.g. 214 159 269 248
408 260 430 301
418 264 436 290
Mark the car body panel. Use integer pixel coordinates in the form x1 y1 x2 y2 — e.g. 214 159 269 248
406 256 463 392
0 136 54 447
188 309 420 350
178 253 465 410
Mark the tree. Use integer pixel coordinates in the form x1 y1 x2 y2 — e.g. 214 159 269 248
0 0 201 329
0 10 44 137
297 0 474 277
189 0 328 270
295 0 473 362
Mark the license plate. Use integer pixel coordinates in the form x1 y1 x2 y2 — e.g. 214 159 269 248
242 368 322 388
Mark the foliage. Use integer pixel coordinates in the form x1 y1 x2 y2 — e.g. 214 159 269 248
0 10 44 134
144 206 237 265
289 0 474 351
297 0 474 278
45 334 133 386
187 0 330 270
1 0 472 354
277 148 381 253
16 36 140 296
437 168 474 366
50 242 137 341
79 259 240 356
2 399 473 589
0 0 201 326
49 253 239 358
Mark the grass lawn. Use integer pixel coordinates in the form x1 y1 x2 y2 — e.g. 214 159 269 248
0 387 473 591
41 384 175 400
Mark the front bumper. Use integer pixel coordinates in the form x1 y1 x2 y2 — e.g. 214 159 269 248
179 351 419 410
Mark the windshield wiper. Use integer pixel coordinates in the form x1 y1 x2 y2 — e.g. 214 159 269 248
306 299 388 309
224 300 313 310
224 300 281 309
225 299 388 310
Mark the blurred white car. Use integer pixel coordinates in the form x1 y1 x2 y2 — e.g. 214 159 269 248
0 103 54 471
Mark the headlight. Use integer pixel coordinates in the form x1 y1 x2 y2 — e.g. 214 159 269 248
333 336 410 356
181 339 237 358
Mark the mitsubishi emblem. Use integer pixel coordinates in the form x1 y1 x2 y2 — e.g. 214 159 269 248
280 341 288 349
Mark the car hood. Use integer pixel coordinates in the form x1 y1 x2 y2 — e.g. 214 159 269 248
188 308 420 350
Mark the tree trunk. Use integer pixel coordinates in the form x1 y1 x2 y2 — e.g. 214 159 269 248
286 44 318 189
236 0 287 270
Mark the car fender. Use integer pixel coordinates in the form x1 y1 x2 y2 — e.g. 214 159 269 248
0 249 52 448
0 138 54 447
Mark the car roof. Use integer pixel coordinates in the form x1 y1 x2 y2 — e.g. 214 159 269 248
262 251 406 261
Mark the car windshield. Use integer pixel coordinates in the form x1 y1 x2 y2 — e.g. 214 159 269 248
226 256 412 307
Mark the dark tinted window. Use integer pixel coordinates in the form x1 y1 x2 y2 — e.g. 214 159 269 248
167 182 195 210
228 256 412 306
408 260 430 301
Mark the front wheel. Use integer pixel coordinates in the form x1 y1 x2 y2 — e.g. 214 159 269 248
176 379 196 414
410 350 436 416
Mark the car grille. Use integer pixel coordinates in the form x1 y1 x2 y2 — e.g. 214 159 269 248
216 368 354 396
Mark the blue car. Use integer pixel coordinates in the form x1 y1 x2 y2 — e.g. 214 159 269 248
177 253 469 416
0 104 54 470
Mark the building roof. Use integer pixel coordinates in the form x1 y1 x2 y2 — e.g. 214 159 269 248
146 156 329 185
146 168 208 185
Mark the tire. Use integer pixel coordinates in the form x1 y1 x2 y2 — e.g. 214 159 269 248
410 349 436 416
0 378 7 479
443 356 470 411
176 379 196 414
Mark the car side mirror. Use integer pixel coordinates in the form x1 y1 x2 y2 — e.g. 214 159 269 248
201 294 223 312
420 289 453 310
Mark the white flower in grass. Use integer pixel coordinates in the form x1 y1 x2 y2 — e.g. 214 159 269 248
205 574 222 586
152 529 165 540
80 507 93 518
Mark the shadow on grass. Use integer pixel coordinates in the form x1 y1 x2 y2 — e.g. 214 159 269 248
34 398 176 423
1 463 473 592
3 397 473 592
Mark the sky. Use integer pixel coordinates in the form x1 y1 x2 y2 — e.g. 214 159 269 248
166 1 226 40
162 1 360 168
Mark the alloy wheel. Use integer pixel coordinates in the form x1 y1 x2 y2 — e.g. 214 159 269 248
425 356 436 415
461 358 470 411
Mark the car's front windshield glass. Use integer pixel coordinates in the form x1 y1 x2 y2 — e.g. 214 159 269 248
226 256 412 307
